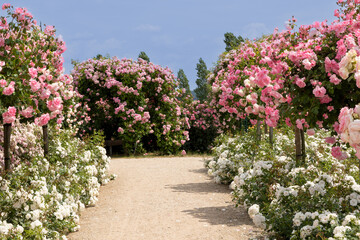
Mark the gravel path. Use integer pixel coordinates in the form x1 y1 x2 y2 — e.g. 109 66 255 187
68 157 264 240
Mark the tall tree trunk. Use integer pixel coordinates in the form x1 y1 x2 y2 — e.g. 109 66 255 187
269 127 274 146
264 124 268 134
256 121 261 141
301 129 306 161
43 125 49 157
4 124 11 171
295 127 303 165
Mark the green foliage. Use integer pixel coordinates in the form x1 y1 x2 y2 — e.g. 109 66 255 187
177 69 191 95
183 126 218 153
224 32 244 52
194 58 210 103
138 51 150 62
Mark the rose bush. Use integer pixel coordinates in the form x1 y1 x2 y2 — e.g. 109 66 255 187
0 4 75 126
0 125 114 240
72 57 189 155
206 126 360 239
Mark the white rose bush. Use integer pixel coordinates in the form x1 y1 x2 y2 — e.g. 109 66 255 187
0 127 113 240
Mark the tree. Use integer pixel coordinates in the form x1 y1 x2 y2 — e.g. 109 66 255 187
194 58 210 103
138 51 150 62
224 32 244 52
177 69 191 94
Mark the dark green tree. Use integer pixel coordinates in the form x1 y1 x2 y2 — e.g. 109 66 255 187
177 69 191 94
138 51 150 62
177 69 193 103
194 58 210 103
224 32 244 51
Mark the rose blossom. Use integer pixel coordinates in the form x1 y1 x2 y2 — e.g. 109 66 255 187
306 129 315 136
331 146 348 160
35 113 50 126
2 106 16 124
312 85 326 98
348 120 360 146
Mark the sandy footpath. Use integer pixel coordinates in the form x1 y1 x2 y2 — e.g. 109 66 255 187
68 157 264 240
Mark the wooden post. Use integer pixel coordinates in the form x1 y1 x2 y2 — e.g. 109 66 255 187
43 125 49 157
4 124 11 171
301 129 306 161
295 127 302 165
256 121 261 141
264 124 268 134
269 127 273 146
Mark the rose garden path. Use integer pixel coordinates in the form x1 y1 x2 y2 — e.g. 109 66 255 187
68 157 264 240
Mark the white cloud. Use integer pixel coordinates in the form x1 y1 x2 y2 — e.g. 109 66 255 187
86 38 124 53
135 24 161 32
243 23 270 40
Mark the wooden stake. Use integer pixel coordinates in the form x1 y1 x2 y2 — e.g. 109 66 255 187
295 127 302 165
269 127 273 146
43 125 49 157
4 124 11 171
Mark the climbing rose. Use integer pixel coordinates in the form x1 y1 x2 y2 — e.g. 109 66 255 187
2 107 16 124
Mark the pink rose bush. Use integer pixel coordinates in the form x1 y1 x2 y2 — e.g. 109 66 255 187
338 104 360 158
208 0 360 135
206 0 360 238
0 4 76 126
181 100 221 152
72 57 188 154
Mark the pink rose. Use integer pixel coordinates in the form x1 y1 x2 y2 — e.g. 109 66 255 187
356 71 360 88
296 119 304 130
338 107 353 133
324 137 336 145
295 77 306 88
2 106 16 124
306 129 315 136
330 74 341 85
312 85 326 98
181 150 186 156
28 67 38 78
47 97 63 112
0 79 6 87
331 146 348 160
20 106 34 118
30 80 41 92
35 113 50 126
2 85 14 95
117 127 124 134
348 120 360 146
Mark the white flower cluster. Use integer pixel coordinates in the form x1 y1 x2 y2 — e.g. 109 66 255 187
248 204 266 229
0 128 113 240
208 128 360 239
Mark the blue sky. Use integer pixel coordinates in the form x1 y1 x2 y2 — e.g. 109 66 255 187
12 0 338 90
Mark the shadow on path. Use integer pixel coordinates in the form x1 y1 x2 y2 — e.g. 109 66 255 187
165 182 230 194
183 205 265 239
188 168 208 174
182 204 249 226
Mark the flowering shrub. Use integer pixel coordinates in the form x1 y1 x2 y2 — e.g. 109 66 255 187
207 0 360 144
72 57 188 155
206 127 360 239
0 126 113 239
206 128 278 184
0 120 43 168
0 4 75 126
182 100 220 153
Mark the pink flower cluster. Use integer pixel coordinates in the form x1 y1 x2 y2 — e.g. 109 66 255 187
338 105 360 158
208 0 360 136
0 4 75 126
72 57 188 154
